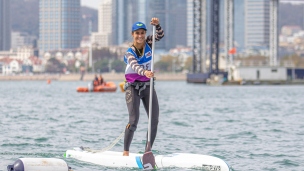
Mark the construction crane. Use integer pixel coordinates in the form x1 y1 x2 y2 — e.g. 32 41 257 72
187 0 224 83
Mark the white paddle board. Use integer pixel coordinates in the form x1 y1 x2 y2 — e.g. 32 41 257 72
65 147 231 170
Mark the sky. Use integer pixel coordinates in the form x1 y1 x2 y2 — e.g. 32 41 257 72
280 0 304 4
81 0 304 10
81 0 99 9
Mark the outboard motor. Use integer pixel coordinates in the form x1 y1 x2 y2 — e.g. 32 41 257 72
7 158 72 171
88 82 94 92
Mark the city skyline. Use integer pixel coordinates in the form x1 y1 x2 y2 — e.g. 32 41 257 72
2 0 304 53
1 0 304 78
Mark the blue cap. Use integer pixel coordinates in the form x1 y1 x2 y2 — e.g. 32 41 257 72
132 22 147 32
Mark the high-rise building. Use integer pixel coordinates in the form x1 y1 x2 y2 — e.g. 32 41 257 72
94 0 113 46
112 0 131 45
0 0 11 50
94 0 131 46
39 0 81 52
147 0 166 49
166 0 187 49
245 0 270 48
98 0 112 34
234 0 245 49
186 0 194 48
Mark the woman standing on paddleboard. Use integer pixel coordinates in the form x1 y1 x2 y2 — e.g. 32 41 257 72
123 18 164 156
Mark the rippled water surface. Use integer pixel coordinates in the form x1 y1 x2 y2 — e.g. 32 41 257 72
0 81 304 171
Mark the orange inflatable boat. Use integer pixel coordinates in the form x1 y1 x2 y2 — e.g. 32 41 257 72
77 82 117 92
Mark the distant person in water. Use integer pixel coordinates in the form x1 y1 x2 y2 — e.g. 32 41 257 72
80 66 85 80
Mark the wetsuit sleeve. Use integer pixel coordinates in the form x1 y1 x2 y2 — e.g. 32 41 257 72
146 24 164 47
126 51 145 76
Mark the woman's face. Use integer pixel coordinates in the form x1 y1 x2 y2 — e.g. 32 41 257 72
132 29 146 44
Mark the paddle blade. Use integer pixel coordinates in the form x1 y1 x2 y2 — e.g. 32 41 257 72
142 142 156 170
142 151 156 170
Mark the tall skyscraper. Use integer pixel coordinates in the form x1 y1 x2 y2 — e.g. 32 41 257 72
187 0 194 48
245 0 270 48
166 0 187 49
112 0 130 45
39 0 81 52
95 0 113 46
147 0 166 49
0 0 11 50
95 0 131 46
234 0 245 49
98 0 112 34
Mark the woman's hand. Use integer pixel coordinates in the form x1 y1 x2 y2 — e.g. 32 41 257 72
144 70 154 78
150 18 159 26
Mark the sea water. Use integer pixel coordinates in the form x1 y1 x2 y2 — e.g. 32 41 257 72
0 80 303 171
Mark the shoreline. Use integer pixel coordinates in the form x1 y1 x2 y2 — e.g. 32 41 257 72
2 73 303 85
0 73 187 81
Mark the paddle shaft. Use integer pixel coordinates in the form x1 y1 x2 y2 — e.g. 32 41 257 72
147 25 156 143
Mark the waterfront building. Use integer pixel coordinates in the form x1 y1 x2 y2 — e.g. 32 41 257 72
0 47 35 61
0 57 22 74
0 50 17 59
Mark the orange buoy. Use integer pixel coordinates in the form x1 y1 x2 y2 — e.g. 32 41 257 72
47 79 51 84
119 82 125 92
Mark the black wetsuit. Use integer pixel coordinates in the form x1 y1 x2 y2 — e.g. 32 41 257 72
124 83 159 151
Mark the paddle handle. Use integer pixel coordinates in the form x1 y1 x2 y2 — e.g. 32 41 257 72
148 25 156 143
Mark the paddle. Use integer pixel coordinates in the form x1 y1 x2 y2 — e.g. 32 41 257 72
142 25 156 170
